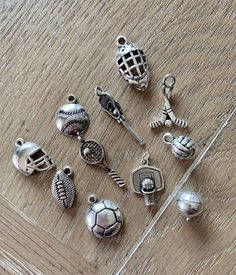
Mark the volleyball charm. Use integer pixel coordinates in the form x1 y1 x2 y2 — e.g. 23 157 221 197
116 36 149 91
85 195 123 239
56 95 90 137
163 133 195 160
176 191 203 221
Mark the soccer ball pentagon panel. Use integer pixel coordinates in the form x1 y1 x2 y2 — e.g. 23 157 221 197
86 195 123 239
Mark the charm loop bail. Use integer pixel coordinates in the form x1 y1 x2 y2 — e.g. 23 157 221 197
141 152 150 166
67 94 77 104
116 35 127 47
88 194 97 205
62 166 73 177
15 138 25 147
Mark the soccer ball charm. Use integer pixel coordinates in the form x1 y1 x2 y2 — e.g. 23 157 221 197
116 36 149 91
85 195 123 239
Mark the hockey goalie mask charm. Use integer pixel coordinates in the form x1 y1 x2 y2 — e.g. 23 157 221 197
56 95 126 188
12 138 55 176
116 36 149 91
131 153 164 206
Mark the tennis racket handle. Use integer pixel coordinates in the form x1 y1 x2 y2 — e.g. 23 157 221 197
107 169 126 187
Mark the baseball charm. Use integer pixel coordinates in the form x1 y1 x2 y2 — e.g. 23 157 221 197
56 94 90 137
85 195 123 239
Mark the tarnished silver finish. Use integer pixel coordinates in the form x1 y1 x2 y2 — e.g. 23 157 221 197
56 94 90 137
12 138 55 176
130 153 164 206
85 194 123 239
79 139 125 187
95 86 145 145
163 133 195 160
51 166 75 208
116 36 149 91
56 95 125 188
176 191 203 221
150 74 188 128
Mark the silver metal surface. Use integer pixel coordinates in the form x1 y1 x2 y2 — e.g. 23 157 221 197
130 153 164 206
56 94 90 137
79 139 126 187
12 138 55 176
176 191 203 220
163 133 195 160
95 86 144 145
51 166 75 208
116 36 149 91
150 74 188 128
85 195 123 238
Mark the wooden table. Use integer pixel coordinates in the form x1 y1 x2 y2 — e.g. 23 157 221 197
0 0 235 274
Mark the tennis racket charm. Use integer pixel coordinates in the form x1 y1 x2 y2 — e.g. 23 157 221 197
56 95 126 188
80 139 125 187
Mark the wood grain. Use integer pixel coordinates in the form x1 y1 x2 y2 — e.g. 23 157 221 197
0 0 235 274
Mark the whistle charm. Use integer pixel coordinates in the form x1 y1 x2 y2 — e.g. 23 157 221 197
95 86 145 145
116 36 149 91
150 74 188 129
130 153 164 206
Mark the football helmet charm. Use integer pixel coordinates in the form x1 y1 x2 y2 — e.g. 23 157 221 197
12 138 55 176
116 36 149 91
131 152 164 206
85 194 123 239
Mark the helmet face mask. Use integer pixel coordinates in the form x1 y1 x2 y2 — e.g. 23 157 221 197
26 148 54 172
12 139 55 176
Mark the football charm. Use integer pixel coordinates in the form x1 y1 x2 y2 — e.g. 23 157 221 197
85 195 123 238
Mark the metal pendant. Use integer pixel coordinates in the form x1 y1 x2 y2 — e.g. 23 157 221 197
56 95 125 188
85 194 123 239
56 94 90 137
163 133 195 160
176 191 203 221
150 74 188 128
130 153 164 206
51 166 75 208
116 36 149 91
12 138 55 176
95 86 144 145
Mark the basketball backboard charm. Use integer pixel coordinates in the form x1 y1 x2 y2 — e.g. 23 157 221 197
85 194 123 238
95 86 145 145
130 153 164 206
12 138 55 176
150 74 188 128
56 95 125 188
51 166 75 209
116 36 149 91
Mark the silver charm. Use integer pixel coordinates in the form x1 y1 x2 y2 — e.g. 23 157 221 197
116 36 149 91
51 166 75 208
176 191 203 221
12 138 55 176
56 94 90 137
150 74 188 128
85 194 123 239
56 95 125 188
163 133 195 160
95 86 145 145
130 153 164 206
